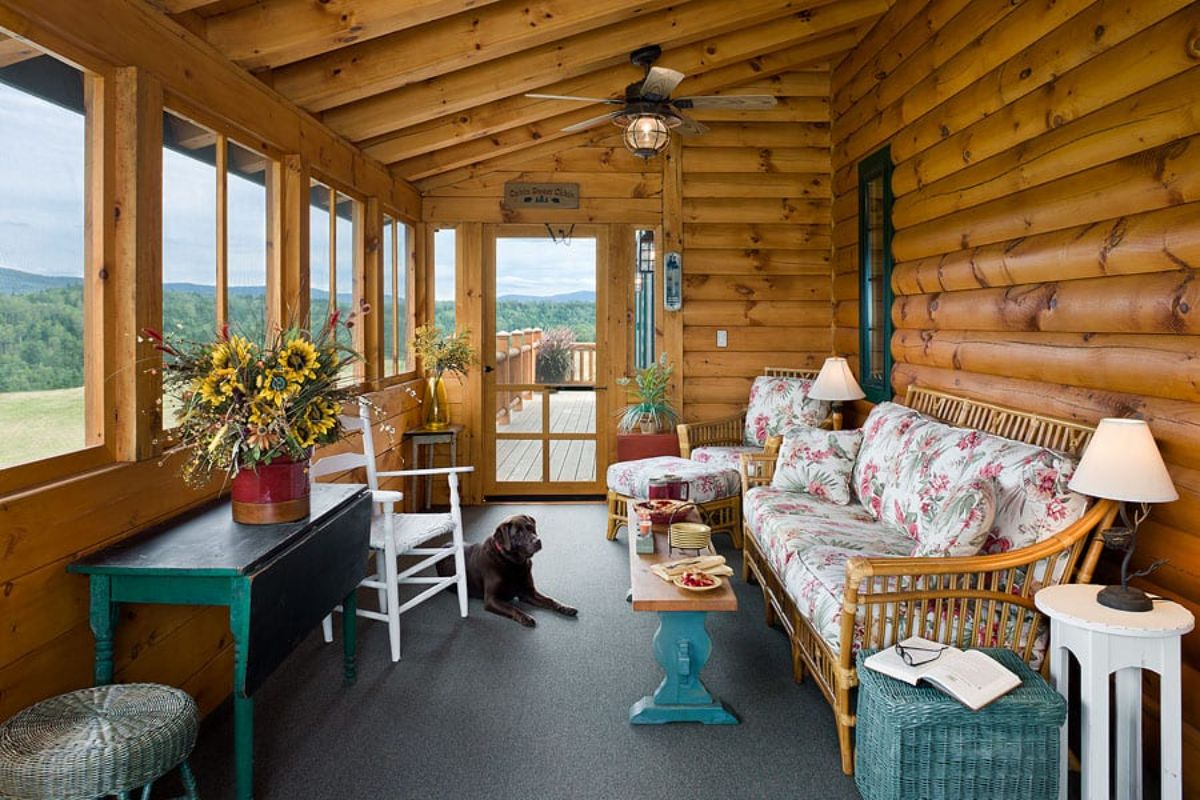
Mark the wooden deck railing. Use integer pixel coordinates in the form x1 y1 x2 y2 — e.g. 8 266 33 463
494 332 596 423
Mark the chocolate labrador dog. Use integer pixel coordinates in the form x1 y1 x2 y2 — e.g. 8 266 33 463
460 514 578 627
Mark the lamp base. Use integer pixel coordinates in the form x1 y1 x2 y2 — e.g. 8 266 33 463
1096 584 1154 612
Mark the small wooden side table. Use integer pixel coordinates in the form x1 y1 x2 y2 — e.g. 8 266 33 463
402 423 464 510
1035 583 1194 800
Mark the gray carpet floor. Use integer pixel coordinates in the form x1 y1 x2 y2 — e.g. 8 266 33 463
188 502 862 799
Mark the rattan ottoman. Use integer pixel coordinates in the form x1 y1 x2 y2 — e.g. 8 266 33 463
605 456 742 547
0 683 199 800
854 648 1065 800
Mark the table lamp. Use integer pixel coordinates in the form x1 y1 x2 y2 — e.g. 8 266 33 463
1067 418 1178 612
808 357 866 431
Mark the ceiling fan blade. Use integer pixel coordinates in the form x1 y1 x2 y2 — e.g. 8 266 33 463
673 114 709 136
637 66 685 101
673 95 778 110
525 93 623 104
560 111 622 133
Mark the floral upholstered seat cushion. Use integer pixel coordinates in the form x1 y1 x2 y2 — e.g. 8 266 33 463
606 456 740 504
910 478 997 558
743 376 830 447
853 402 1091 554
690 445 762 473
771 428 863 505
743 486 906 580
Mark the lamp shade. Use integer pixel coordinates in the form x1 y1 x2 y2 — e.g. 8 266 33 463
1068 418 1178 503
808 357 866 402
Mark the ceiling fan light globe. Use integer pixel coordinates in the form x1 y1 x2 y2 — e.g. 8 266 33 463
623 114 670 159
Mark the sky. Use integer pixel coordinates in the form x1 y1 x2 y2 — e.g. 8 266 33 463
2 80 598 302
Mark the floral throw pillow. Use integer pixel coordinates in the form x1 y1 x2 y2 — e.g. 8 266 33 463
771 428 863 505
910 478 997 558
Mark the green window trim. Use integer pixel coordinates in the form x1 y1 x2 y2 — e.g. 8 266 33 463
857 145 895 404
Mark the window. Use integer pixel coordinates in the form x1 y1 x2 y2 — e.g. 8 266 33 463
225 139 268 336
308 179 358 342
0 50 92 469
434 227 456 332
858 146 894 404
382 214 411 377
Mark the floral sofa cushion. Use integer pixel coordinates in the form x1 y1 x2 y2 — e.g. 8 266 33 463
606 456 740 504
743 376 830 447
910 478 997 558
772 428 863 505
743 486 908 581
690 445 761 473
853 402 1091 553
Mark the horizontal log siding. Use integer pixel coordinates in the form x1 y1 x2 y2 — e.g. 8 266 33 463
831 0 1200 786
679 69 834 420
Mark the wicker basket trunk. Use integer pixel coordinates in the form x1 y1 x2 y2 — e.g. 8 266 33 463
854 648 1065 800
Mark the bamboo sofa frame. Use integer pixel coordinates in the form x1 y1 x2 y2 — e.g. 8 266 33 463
606 368 821 546
738 386 1120 775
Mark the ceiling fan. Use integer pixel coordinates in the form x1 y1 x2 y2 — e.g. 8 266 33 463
526 45 777 158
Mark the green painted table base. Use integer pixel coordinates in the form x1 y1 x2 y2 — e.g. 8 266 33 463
629 611 738 725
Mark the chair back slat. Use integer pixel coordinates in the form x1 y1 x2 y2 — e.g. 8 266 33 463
309 452 368 480
764 367 820 380
310 399 380 487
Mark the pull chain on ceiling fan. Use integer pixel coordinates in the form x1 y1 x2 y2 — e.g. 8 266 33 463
526 45 777 158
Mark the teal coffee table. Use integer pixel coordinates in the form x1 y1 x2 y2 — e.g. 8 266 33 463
627 528 738 725
69 483 372 800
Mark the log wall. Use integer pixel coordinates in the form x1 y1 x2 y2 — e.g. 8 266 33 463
678 68 834 421
830 0 1200 786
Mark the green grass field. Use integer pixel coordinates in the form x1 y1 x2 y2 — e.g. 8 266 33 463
0 386 85 468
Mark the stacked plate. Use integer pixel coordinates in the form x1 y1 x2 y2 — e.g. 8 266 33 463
668 521 712 551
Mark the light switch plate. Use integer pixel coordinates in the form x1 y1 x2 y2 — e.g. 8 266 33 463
716 329 728 348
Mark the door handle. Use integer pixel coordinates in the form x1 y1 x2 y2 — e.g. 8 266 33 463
483 365 495 373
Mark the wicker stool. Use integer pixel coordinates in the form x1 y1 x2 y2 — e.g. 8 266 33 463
0 683 199 800
855 648 1065 800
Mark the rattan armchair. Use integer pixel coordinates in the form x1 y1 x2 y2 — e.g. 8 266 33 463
737 386 1119 775
675 367 819 458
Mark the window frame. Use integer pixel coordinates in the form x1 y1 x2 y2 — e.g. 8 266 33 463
0 49 110 494
378 209 417 386
857 145 895 404
307 172 366 380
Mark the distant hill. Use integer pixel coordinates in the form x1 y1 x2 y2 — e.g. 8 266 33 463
497 290 595 303
0 267 81 294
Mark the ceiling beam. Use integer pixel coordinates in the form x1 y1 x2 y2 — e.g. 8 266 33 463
268 0 682 107
0 33 40 67
392 27 859 181
367 8 872 169
319 0 853 141
145 0 229 12
205 0 509 70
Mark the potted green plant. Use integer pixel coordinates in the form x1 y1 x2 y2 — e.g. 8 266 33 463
616 354 679 434
411 324 477 429
535 326 577 384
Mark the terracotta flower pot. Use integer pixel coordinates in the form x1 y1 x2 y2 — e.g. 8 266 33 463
231 454 311 524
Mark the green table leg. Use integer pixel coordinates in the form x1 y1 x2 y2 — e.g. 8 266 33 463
231 581 254 800
342 589 357 686
88 576 116 685
630 610 738 725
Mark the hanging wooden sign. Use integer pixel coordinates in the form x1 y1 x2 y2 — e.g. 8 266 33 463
502 182 580 210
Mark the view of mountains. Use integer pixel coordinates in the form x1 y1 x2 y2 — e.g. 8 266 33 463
0 266 595 304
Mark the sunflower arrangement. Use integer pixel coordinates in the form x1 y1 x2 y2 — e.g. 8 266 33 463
148 312 361 488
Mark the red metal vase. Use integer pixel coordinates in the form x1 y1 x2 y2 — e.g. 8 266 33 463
230 454 311 525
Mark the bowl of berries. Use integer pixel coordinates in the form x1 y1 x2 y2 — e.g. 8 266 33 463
673 571 722 592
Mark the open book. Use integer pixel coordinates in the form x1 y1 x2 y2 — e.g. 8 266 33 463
863 637 1022 711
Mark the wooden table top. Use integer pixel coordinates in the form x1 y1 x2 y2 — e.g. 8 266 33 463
628 530 738 613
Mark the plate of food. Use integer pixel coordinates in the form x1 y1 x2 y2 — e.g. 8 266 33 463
673 571 723 592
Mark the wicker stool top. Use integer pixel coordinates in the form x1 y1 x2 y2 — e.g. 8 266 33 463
0 683 198 800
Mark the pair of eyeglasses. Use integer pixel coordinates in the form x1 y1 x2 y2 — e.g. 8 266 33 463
895 640 948 667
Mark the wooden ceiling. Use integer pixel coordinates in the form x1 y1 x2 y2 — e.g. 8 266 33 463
15 0 893 187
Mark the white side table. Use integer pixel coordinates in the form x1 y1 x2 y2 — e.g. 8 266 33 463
1035 584 1194 800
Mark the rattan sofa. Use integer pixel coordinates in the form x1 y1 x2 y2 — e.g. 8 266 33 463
738 386 1119 775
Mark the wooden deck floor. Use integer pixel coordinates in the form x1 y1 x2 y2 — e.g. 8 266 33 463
495 391 596 484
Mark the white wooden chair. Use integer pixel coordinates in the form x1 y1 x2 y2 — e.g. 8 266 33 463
310 398 472 662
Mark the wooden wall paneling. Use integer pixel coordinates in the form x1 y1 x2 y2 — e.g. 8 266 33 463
606 225 636 467
458 222 484 504
662 137 685 419
832 0 1200 784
